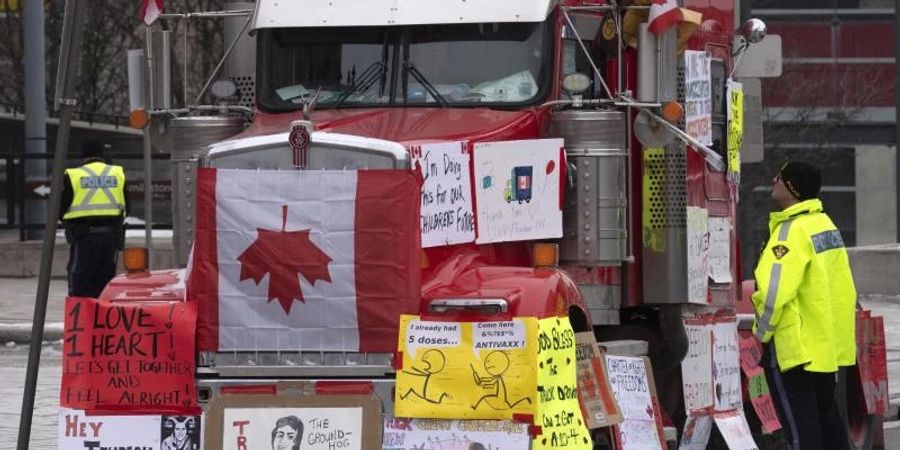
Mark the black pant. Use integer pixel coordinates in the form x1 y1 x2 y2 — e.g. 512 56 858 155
67 232 119 298
764 344 850 450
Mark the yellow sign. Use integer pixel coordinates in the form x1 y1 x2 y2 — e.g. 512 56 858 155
727 81 744 178
395 315 538 420
534 317 592 450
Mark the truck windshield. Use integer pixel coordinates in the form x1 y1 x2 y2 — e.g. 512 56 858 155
257 21 551 111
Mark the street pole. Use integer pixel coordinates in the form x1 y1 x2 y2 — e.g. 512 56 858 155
895 0 899 242
23 0 47 240
16 0 87 449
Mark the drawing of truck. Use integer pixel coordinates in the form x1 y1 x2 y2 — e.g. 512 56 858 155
504 166 532 204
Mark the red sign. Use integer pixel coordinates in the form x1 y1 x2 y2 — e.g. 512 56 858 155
61 297 198 414
747 372 782 433
856 311 889 414
738 332 763 377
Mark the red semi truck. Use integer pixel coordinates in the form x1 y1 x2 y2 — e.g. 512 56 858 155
97 0 886 448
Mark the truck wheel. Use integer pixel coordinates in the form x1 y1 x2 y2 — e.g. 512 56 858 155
837 367 878 450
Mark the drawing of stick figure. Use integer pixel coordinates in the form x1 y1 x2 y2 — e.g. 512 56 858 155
470 351 532 410
400 349 449 404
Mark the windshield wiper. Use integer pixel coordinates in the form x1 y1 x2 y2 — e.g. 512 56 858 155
332 61 386 108
404 62 448 107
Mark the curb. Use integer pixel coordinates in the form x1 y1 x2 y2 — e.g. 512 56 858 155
0 321 64 343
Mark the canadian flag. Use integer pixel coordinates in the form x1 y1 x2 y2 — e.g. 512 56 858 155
648 0 683 34
141 0 164 25
188 168 421 352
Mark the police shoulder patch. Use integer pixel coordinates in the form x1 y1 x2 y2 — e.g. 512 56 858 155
771 244 790 260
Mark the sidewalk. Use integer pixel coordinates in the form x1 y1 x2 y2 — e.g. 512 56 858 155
0 277 68 343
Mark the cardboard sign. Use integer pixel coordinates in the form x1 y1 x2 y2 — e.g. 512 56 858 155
707 217 733 284
473 139 563 244
686 207 709 304
684 50 712 146
682 320 713 413
713 412 759 450
534 317 591 450
712 319 742 411
395 316 538 420
382 418 530 450
606 356 664 450
61 297 198 413
206 394 382 450
58 408 203 450
411 142 476 247
678 415 713 450
747 372 782 433
574 332 623 429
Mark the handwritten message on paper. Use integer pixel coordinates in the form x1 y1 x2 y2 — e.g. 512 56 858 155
714 412 759 450
395 316 537 420
534 317 591 450
747 372 782 433
713 319 742 411
684 50 712 146
687 207 709 303
58 409 203 450
682 321 713 413
412 142 475 247
606 356 663 450
473 139 563 244
574 332 623 429
708 217 733 284
382 418 530 450
225 407 362 450
678 415 713 450
727 79 744 180
61 297 198 413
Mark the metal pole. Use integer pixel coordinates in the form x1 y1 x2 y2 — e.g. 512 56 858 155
17 0 87 448
144 27 154 265
896 0 900 242
23 0 47 240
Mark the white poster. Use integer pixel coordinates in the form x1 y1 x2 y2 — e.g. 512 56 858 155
678 415 713 450
682 322 714 413
382 418 530 450
686 207 709 303
684 50 713 146
708 217 733 283
223 407 363 450
412 142 476 247
58 409 204 450
473 139 563 244
713 319 742 411
714 412 759 450
605 356 663 450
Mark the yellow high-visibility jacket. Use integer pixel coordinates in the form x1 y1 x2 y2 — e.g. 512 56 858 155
752 199 857 373
63 161 126 220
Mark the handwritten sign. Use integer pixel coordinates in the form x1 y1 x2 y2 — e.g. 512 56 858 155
606 356 663 450
534 317 591 450
382 418 530 450
708 217 733 284
678 415 712 450
61 297 198 413
712 319 742 411
412 142 476 247
58 409 203 450
713 412 759 450
747 372 782 433
224 407 362 450
574 332 623 429
727 79 744 181
738 332 763 376
473 139 563 244
395 316 538 420
684 50 712 146
686 207 709 303
682 321 713 413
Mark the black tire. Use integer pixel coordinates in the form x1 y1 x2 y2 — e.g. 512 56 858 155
837 367 878 450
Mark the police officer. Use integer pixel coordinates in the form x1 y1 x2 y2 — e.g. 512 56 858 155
752 161 856 450
60 140 128 298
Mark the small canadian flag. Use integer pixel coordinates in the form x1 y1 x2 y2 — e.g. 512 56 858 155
648 0 683 34
141 0 164 25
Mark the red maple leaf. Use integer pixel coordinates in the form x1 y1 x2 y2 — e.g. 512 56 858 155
237 205 332 314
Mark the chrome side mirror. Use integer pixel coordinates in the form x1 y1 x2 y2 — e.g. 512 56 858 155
740 18 767 45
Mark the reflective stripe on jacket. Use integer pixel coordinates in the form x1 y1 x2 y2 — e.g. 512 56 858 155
751 199 857 372
63 162 126 220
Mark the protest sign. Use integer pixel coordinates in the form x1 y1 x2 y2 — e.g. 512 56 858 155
473 139 563 244
61 297 198 413
58 408 204 450
738 331 763 377
682 320 713 413
684 50 712 145
712 319 742 411
678 415 712 450
395 316 538 420
534 317 591 450
382 418 530 450
574 332 623 429
411 142 475 247
686 207 709 303
727 80 744 181
707 217 733 284
606 356 664 450
747 372 781 433
713 411 758 450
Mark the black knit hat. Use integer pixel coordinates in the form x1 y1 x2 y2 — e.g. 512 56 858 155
81 139 105 159
778 161 821 201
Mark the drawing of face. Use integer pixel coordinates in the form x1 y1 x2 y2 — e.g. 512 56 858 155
484 351 510 376
271 416 303 450
421 349 446 373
